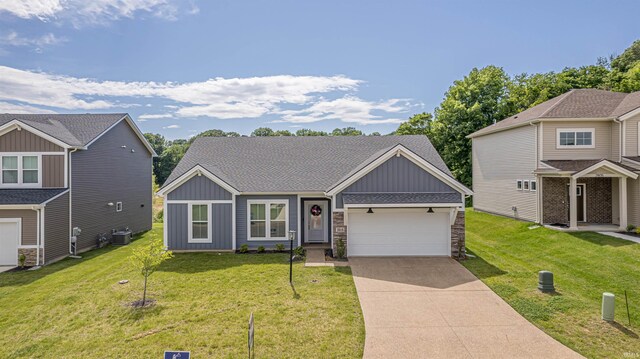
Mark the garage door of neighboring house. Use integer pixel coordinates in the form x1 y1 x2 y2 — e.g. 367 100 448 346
0 219 20 266
347 208 450 256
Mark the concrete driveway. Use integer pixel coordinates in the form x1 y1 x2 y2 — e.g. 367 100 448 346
350 257 582 359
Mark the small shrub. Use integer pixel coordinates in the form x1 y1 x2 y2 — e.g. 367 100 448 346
294 246 306 258
336 238 346 259
626 224 636 232
239 244 249 253
257 245 266 253
636 227 640 235
18 253 26 268
154 209 164 223
274 243 285 252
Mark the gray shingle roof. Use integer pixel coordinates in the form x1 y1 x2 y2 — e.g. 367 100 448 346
0 113 127 147
0 188 68 205
162 135 453 193
469 89 640 138
342 192 461 205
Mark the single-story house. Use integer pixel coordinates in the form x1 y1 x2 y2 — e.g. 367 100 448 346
158 135 472 257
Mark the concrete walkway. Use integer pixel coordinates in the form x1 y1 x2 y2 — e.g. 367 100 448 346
350 257 583 359
597 231 640 244
0 266 14 273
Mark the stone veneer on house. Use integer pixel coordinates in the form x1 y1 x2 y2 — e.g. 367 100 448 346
332 210 466 260
332 211 347 257
18 248 38 267
542 177 612 224
451 211 466 259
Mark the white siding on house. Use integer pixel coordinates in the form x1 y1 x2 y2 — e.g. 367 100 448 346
627 178 640 227
612 121 621 161
623 113 640 157
542 121 613 160
472 125 537 221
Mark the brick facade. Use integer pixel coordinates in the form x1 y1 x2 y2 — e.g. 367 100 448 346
332 211 347 257
451 211 466 259
542 177 612 224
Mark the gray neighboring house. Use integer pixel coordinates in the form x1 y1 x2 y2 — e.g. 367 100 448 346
469 89 640 230
0 114 156 266
158 135 472 258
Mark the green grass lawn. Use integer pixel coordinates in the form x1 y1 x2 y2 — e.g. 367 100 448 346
463 209 640 359
0 224 364 358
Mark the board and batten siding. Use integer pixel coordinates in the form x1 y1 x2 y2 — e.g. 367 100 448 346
542 120 613 160
167 175 232 200
166 203 233 250
335 155 458 208
71 120 152 251
623 113 640 157
44 192 70 263
0 209 37 245
236 195 298 249
0 129 64 152
472 125 537 221
42 155 65 188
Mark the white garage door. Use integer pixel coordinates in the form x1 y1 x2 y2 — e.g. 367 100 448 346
347 208 450 256
0 220 20 266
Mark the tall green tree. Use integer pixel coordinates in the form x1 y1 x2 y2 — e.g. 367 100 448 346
296 129 329 136
395 113 433 136
332 127 363 136
274 130 294 136
430 66 512 187
251 127 275 136
144 133 167 185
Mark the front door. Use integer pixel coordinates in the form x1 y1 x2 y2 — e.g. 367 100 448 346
0 220 20 266
304 200 328 243
567 184 586 222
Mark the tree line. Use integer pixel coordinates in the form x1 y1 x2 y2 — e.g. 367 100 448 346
146 40 640 188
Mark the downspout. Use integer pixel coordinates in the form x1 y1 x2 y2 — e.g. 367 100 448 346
68 148 78 254
36 208 40 266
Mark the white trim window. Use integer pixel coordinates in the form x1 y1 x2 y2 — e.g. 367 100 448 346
557 128 595 148
248 200 288 240
188 203 211 243
530 180 537 192
516 179 523 190
1 154 40 187
523 180 530 191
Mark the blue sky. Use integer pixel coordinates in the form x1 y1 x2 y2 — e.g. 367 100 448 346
0 1 638 139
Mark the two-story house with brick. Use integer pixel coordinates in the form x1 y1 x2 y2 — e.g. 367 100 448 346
469 89 640 230
0 114 155 266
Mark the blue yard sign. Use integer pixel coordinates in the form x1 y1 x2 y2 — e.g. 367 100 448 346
164 351 190 359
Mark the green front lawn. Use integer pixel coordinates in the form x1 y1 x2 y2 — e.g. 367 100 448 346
0 224 364 358
463 210 640 359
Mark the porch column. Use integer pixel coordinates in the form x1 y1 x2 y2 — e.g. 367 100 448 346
569 177 578 230
620 177 628 231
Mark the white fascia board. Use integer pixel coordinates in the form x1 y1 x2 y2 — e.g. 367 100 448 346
84 114 157 156
41 189 71 206
0 204 42 210
618 107 640 121
0 120 74 149
572 160 638 180
326 144 473 196
157 165 240 197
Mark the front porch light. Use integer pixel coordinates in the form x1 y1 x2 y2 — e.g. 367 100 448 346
427 207 434 213
367 208 374 214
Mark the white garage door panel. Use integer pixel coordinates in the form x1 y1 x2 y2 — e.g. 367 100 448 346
348 209 449 256
0 221 20 266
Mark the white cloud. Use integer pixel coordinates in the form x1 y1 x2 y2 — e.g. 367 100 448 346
0 0 198 25
139 113 173 119
0 31 67 53
163 124 180 129
0 65 411 125
275 96 408 125
0 101 56 114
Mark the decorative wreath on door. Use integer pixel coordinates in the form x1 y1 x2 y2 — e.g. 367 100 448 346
310 204 322 216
